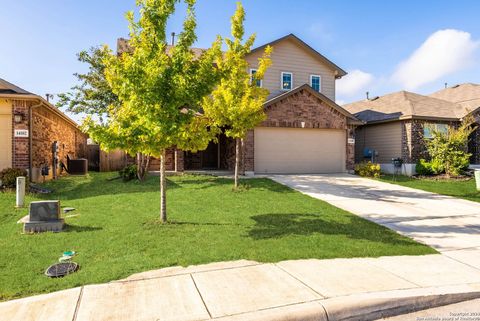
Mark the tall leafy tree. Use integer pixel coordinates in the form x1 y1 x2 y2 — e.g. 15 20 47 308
58 46 152 181
57 46 117 124
98 0 222 222
202 2 272 188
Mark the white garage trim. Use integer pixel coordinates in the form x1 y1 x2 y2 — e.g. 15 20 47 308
254 127 346 174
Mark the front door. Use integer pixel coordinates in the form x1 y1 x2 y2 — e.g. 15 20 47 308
202 141 219 169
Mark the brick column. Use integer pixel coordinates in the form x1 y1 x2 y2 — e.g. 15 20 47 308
346 126 355 171
175 149 184 172
12 100 30 170
243 130 254 174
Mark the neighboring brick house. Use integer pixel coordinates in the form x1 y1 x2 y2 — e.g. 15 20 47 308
343 84 480 175
0 78 87 182
117 34 361 174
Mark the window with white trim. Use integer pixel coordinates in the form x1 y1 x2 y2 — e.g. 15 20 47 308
310 75 321 92
250 69 262 87
281 72 292 90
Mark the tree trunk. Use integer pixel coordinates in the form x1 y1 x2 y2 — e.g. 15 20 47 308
136 153 151 181
234 137 240 189
160 150 167 223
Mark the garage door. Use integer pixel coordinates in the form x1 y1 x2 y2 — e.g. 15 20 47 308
254 127 346 174
0 114 12 171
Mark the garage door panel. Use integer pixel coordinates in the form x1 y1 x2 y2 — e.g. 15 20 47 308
254 127 345 174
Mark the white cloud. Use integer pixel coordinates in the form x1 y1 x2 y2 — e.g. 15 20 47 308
336 69 374 97
392 29 479 90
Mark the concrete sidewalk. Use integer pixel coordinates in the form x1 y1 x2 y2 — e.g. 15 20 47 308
3 254 480 321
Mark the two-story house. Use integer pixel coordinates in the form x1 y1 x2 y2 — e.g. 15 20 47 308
118 34 361 174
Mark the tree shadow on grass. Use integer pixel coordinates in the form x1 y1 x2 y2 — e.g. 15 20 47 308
36 174 181 201
63 224 103 233
247 213 425 247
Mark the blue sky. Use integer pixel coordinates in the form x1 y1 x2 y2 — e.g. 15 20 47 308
1 0 480 121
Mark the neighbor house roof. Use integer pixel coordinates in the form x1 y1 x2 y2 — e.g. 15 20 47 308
0 78 32 95
429 83 480 112
264 84 362 125
343 90 468 123
0 78 80 128
249 34 347 79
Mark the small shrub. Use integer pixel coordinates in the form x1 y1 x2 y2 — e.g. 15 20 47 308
430 158 445 175
0 168 28 188
416 159 445 176
424 116 476 177
416 159 433 176
355 161 381 178
119 164 137 182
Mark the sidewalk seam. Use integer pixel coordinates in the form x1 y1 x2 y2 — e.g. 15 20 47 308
363 260 423 288
274 263 327 298
71 286 84 321
190 274 212 319
116 262 262 284
442 254 480 272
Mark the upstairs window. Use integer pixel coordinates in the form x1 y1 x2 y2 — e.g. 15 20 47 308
310 75 321 92
281 72 292 90
423 123 449 139
250 69 262 87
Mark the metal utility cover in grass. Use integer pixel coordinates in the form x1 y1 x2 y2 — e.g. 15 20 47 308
45 262 79 278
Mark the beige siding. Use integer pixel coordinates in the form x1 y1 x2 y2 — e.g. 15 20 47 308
254 127 346 174
246 38 337 101
0 99 12 170
355 122 402 163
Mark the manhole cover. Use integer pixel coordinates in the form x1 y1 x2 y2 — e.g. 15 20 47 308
45 262 79 277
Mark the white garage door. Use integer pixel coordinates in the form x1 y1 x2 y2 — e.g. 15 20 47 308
0 114 12 171
254 127 346 174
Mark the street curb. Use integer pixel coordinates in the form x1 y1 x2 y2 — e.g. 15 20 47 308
214 283 480 321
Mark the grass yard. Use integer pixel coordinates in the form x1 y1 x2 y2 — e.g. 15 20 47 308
0 173 435 301
379 175 480 202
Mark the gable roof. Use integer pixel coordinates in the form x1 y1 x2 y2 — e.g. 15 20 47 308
249 34 347 79
429 83 480 111
343 90 468 123
264 84 362 124
0 78 80 127
0 78 32 95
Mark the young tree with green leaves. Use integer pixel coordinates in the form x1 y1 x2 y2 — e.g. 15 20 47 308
97 0 222 222
202 2 272 189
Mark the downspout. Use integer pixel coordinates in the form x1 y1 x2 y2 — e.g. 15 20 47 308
29 99 42 182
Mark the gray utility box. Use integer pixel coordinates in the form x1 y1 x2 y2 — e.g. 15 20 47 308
23 201 65 233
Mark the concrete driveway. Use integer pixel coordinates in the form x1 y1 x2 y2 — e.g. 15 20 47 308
270 174 480 259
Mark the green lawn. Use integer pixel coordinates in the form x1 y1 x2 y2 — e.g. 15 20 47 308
0 173 435 301
379 175 480 202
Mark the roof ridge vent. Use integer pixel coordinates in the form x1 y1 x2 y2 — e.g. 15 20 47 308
452 84 460 88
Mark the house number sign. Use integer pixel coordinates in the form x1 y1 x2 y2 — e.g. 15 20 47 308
14 129 29 138
348 138 355 144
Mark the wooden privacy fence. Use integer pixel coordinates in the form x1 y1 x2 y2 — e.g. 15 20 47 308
87 144 129 172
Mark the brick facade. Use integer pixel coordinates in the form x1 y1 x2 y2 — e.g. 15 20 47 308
400 119 476 164
243 87 355 172
10 99 87 181
12 100 31 168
